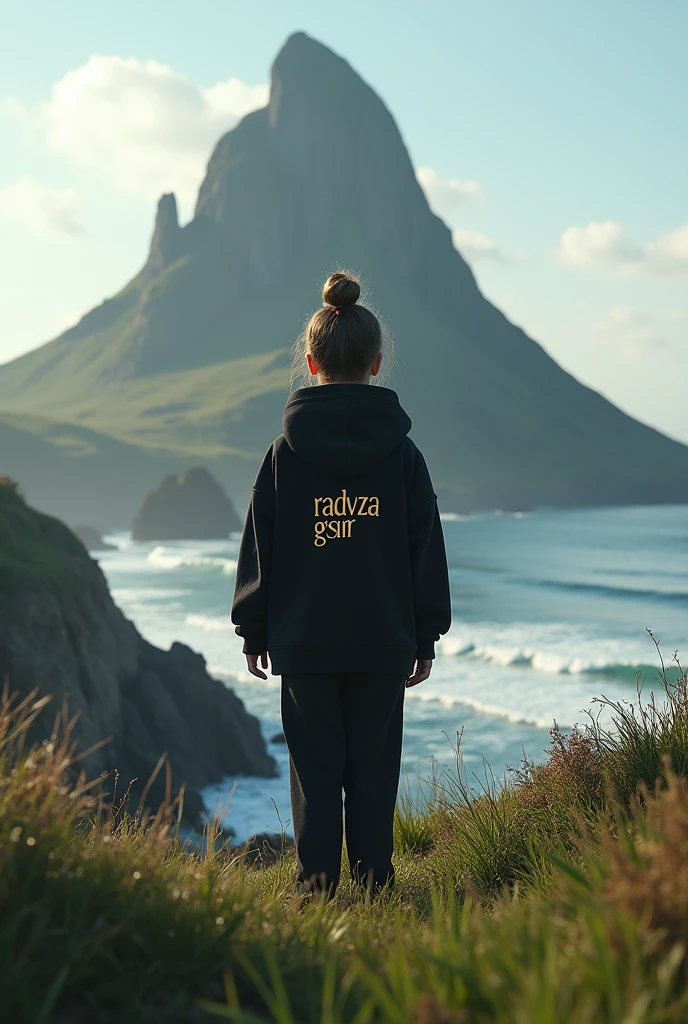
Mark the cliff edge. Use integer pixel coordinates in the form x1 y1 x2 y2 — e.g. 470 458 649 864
0 477 275 825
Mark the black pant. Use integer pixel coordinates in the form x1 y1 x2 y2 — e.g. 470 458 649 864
281 672 406 894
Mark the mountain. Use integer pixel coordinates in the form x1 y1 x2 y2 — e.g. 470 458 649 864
0 410 200 526
0 478 276 826
1 31 688 521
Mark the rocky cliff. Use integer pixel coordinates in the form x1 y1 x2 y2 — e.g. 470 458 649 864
2 32 688 519
145 193 182 277
0 479 275 825
132 466 242 540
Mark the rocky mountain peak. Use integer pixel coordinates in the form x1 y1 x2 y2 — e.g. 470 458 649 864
194 32 463 305
267 31 371 128
265 31 416 198
146 192 181 274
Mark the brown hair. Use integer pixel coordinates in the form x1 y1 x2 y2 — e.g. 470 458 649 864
294 272 391 385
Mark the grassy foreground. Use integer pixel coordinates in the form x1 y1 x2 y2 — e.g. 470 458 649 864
3 646 688 1023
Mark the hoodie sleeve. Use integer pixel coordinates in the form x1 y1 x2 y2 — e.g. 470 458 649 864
231 447 275 655
407 447 452 660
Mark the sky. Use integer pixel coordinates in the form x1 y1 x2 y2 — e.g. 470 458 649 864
1 0 687 441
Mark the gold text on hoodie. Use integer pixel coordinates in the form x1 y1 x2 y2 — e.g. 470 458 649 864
313 488 380 547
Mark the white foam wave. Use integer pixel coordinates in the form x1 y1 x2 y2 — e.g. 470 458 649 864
186 614 233 632
440 512 484 522
438 635 639 677
209 664 281 689
407 688 558 729
112 587 191 602
147 546 237 575
440 510 534 522
102 531 133 551
441 638 477 657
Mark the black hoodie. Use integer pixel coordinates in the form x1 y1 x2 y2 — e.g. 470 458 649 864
231 384 451 675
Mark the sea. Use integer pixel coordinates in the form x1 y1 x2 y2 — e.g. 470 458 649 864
99 503 688 842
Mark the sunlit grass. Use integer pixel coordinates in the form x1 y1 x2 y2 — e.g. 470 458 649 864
3 641 688 1021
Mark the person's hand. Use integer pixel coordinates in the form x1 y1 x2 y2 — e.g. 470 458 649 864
246 652 268 679
406 658 432 688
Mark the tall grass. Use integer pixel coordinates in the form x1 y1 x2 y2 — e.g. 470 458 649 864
1 642 688 1022
588 629 688 800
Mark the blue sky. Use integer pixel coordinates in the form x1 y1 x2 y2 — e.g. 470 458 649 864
1 0 686 439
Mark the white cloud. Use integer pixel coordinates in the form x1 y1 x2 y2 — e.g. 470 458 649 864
594 305 669 357
417 168 501 263
40 55 268 208
0 176 84 237
416 166 483 217
599 305 651 328
645 225 688 276
452 228 504 262
559 220 688 276
0 97 28 120
558 221 641 267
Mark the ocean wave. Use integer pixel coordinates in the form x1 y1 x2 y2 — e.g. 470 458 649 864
440 512 484 522
209 664 281 689
186 614 233 632
493 509 535 518
407 689 558 729
530 577 688 604
102 532 133 551
439 636 661 681
147 546 237 575
112 586 192 601
440 510 535 522
210 658 556 730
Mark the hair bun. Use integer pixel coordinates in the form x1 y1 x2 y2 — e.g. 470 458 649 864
322 272 360 310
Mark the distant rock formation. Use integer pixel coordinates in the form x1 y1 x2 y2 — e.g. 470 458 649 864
73 524 116 551
132 466 242 541
0 482 275 826
0 409 200 529
144 192 182 277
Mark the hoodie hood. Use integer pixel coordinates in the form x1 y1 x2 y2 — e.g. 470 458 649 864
283 384 412 481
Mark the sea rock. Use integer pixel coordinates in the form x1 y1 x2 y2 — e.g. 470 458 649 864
0 484 276 826
132 466 242 540
73 524 116 551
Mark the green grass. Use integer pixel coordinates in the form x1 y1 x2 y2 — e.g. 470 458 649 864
1 349 289 458
0 409 261 529
0 477 89 594
4 646 688 1021
48 350 291 456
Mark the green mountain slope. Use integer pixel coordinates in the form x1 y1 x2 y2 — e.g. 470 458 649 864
2 31 688 520
0 411 253 527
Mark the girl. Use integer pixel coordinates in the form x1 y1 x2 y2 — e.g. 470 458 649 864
232 271 451 896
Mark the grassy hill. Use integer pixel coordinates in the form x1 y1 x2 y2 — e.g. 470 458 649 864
3 653 688 1021
2 32 688 523
0 411 256 527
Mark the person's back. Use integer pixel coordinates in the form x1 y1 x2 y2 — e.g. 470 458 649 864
232 272 451 896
